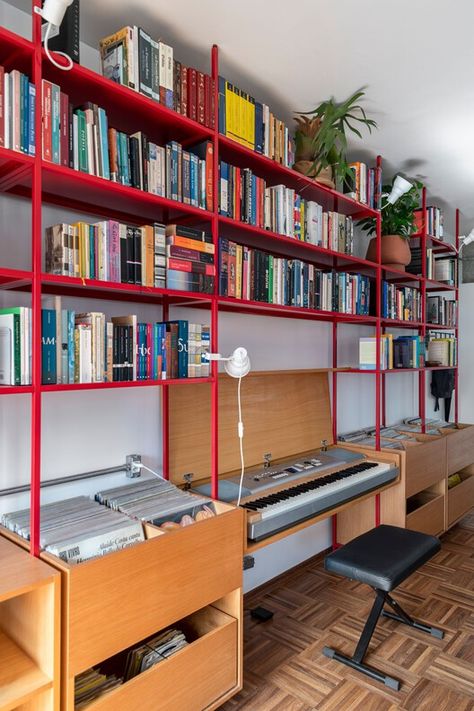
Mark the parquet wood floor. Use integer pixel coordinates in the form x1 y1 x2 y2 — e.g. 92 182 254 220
223 512 474 710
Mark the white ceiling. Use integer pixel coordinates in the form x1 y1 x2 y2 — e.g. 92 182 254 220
10 0 474 234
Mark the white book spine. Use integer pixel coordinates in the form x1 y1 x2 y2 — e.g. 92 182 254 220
46 522 144 564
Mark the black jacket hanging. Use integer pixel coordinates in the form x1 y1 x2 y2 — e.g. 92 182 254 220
431 369 455 421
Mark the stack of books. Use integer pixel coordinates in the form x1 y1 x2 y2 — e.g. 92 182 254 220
406 247 422 277
219 161 354 252
359 334 425 370
382 282 421 322
96 478 214 528
41 84 213 210
414 206 444 238
99 27 215 127
426 295 457 326
1 496 145 564
0 307 31 386
165 225 215 293
427 253 457 285
40 304 210 384
218 77 294 167
219 239 371 314
344 162 382 209
75 669 123 708
1 67 35 155
426 332 457 366
45 221 166 289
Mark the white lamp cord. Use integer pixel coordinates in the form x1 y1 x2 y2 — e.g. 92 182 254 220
236 376 245 506
139 462 166 481
44 22 73 71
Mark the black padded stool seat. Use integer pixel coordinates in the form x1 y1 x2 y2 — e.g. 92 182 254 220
322 525 444 691
324 524 440 591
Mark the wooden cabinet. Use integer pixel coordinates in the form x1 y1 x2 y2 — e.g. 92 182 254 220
0 536 60 711
406 491 445 536
443 424 474 475
447 464 474 526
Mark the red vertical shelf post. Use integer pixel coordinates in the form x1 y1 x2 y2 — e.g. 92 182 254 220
419 187 427 433
161 297 169 479
30 0 43 556
455 207 460 424
210 45 220 499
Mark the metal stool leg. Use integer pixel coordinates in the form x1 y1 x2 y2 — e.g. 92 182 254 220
382 593 444 639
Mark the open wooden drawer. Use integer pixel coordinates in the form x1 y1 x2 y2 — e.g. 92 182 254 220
402 434 446 498
79 605 238 711
442 424 474 476
406 488 445 536
448 464 474 526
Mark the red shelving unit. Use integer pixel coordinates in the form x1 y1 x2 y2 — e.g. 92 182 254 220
0 16 460 556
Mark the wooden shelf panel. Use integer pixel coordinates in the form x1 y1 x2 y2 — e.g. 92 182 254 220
0 630 52 711
218 135 378 219
0 537 58 603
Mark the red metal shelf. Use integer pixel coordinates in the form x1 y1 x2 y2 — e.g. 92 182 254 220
41 53 213 146
0 147 34 193
0 385 33 395
0 26 33 71
218 135 379 219
11 162 215 225
381 318 424 329
0 267 33 289
340 366 457 374
217 295 377 324
218 215 379 271
411 233 457 252
40 274 214 306
41 377 214 392
381 265 422 283
425 323 457 330
425 279 458 292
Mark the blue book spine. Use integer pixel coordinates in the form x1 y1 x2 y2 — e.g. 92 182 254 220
89 225 95 280
41 309 56 384
152 324 158 380
98 108 110 180
218 76 226 135
159 323 167 379
137 323 143 380
28 83 35 156
303 263 309 308
255 101 263 154
51 83 60 164
173 320 188 378
67 310 75 384
123 134 131 186
190 154 198 207
219 161 228 216
61 309 68 384
169 141 179 200
20 73 28 154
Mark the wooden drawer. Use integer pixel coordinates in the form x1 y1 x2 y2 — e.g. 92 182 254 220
406 494 444 536
444 424 474 476
448 466 474 526
404 436 446 498
82 607 238 711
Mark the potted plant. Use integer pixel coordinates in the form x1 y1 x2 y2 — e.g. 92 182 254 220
293 90 377 189
360 178 422 270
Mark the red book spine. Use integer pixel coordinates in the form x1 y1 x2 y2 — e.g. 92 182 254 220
0 66 4 148
236 168 241 222
180 64 188 116
204 74 211 128
228 241 236 297
167 258 216 276
187 68 197 122
13 70 21 152
42 80 52 161
108 128 118 181
60 91 69 167
209 77 216 130
197 71 205 125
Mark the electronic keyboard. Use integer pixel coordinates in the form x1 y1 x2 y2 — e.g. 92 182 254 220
229 448 398 542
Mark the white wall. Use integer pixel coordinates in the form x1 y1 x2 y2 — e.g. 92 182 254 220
0 0 438 592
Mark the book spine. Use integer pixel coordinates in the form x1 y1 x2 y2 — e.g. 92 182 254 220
42 80 52 161
60 91 68 166
138 28 153 98
41 309 56 384
150 38 160 102
27 82 35 156
197 71 205 124
51 82 60 164
188 68 197 121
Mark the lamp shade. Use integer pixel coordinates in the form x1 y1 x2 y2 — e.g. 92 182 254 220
386 175 413 205
224 347 251 378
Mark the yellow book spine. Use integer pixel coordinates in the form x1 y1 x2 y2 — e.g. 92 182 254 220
300 200 305 241
235 244 242 298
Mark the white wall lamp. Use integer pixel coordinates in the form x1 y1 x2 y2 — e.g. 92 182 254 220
205 347 251 504
457 228 474 254
35 0 74 71
382 175 413 208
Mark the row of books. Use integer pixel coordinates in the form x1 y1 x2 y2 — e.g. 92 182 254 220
45 222 215 293
41 82 213 210
344 162 382 209
414 206 444 238
75 668 122 709
426 253 457 285
219 161 354 253
0 67 35 155
219 238 371 314
218 77 294 167
99 26 215 128
426 295 457 326
426 334 457 366
41 307 210 384
359 335 425 370
381 282 421 322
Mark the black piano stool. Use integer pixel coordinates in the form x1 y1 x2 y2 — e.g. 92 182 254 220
323 524 443 691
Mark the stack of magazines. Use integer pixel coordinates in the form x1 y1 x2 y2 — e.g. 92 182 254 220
1 496 144 564
96 478 215 528
75 669 122 708
124 628 188 680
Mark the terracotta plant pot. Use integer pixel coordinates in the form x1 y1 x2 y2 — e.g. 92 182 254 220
293 160 335 189
366 234 412 271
